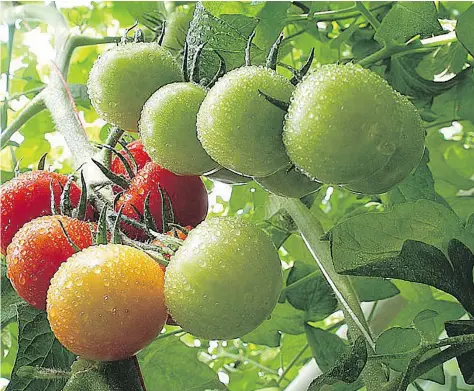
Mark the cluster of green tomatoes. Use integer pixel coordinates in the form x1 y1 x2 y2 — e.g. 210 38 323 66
88 30 425 197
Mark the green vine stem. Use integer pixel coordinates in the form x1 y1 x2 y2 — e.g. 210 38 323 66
358 31 458 67
1 24 15 131
286 1 393 23
282 197 387 390
1 93 46 149
355 2 381 30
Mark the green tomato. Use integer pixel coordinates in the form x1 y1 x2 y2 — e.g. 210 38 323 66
140 82 218 175
254 165 322 198
87 43 182 131
197 66 295 177
206 167 252 185
283 64 425 193
162 11 193 53
164 217 282 339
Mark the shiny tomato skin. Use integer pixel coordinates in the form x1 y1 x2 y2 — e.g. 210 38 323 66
116 162 208 240
47 244 167 361
87 43 183 131
152 225 192 326
0 171 94 254
110 139 151 181
164 217 283 340
6 215 95 310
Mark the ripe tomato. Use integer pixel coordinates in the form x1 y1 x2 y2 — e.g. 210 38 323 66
254 165 322 198
110 139 151 181
0 171 94 254
197 66 294 177
283 64 425 194
164 217 282 339
47 244 167 361
116 162 208 240
140 82 218 175
6 215 95 310
87 43 182 131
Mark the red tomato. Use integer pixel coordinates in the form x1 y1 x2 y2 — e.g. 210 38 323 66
6 215 95 310
0 171 94 254
116 162 208 240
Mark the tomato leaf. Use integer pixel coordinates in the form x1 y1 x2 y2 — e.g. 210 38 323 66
375 327 422 371
186 3 260 82
242 302 306 347
329 200 474 315
307 336 367 390
62 358 144 391
388 56 468 98
351 276 399 302
375 2 442 45
138 335 227 390
285 262 338 321
1 263 25 328
304 324 347 372
412 310 445 384
382 149 449 207
445 319 474 384
456 4 474 56
6 303 75 391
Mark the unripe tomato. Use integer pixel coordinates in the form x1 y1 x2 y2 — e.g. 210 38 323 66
283 64 425 194
254 165 322 198
140 82 218 175
47 244 167 361
0 171 94 254
6 215 95 310
152 225 192 326
197 66 294 177
165 217 282 339
87 43 182 131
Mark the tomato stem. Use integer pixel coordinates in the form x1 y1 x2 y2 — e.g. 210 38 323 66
358 31 458 68
282 197 387 390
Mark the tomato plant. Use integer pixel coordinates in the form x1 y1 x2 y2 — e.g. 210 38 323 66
2 2 474 391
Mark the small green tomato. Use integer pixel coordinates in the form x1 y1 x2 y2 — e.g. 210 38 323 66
87 43 182 131
197 66 294 177
140 82 218 175
164 217 282 339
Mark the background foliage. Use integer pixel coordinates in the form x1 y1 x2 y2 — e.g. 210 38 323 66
1 1 474 391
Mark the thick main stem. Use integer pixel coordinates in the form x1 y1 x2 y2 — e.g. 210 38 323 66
282 197 387 390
